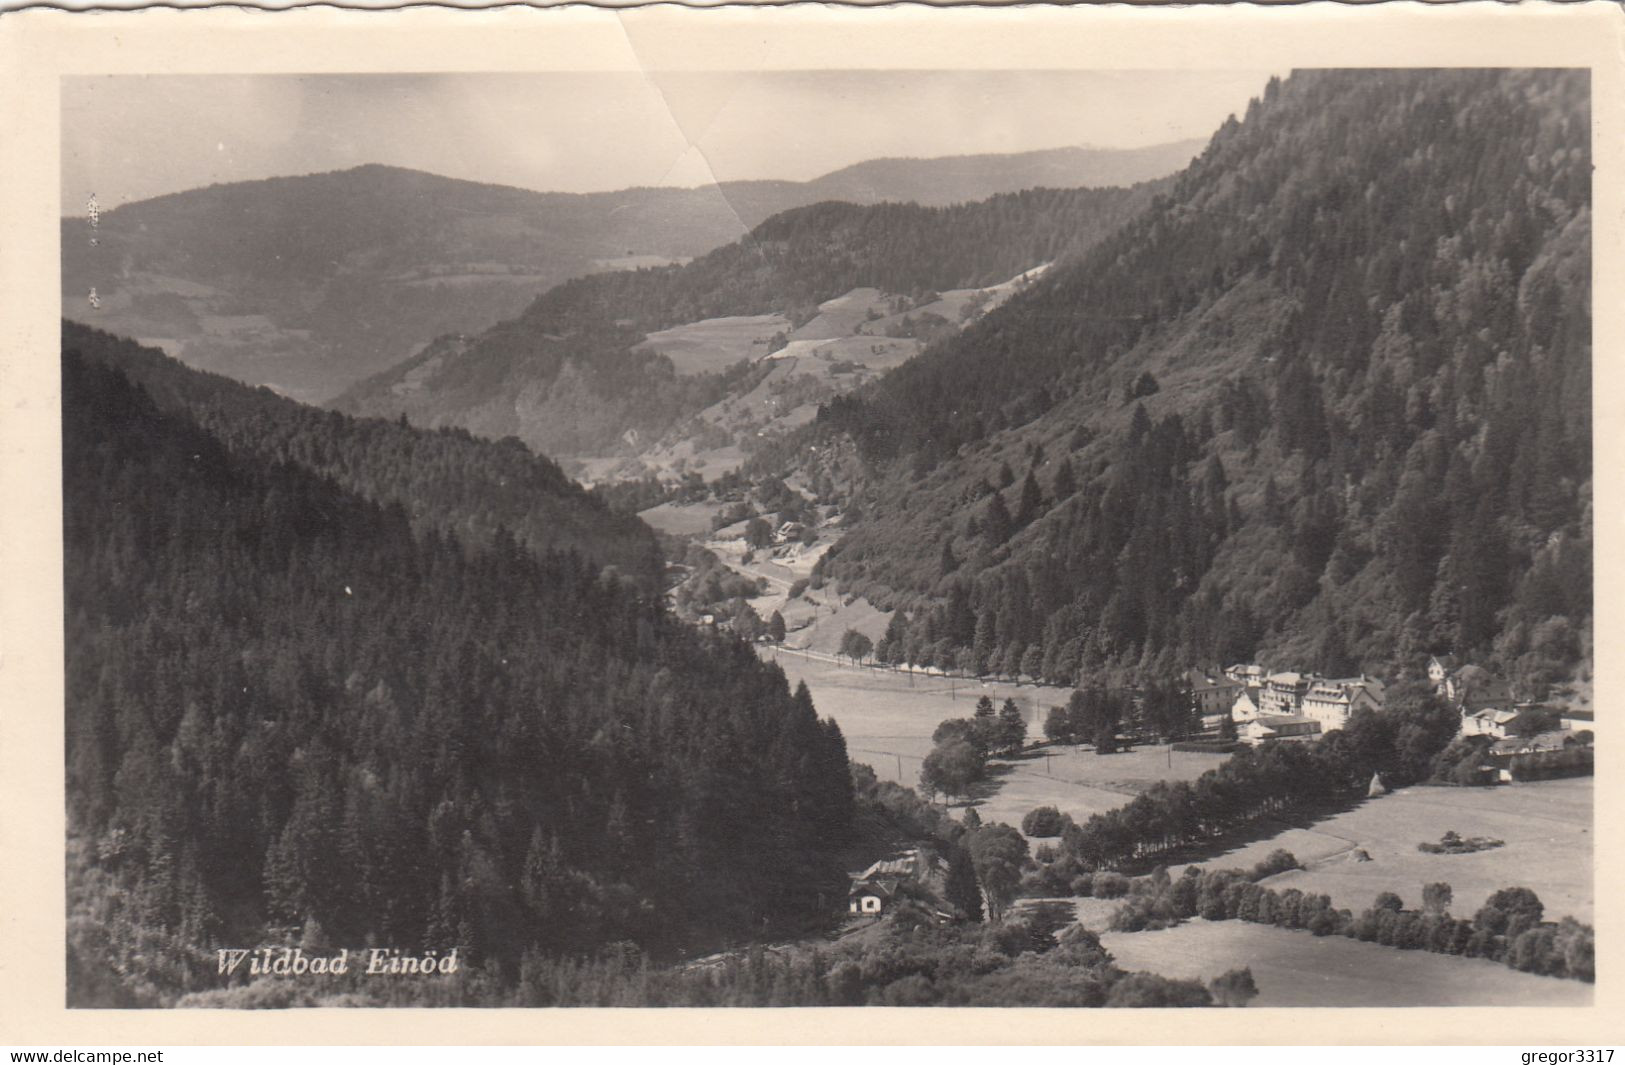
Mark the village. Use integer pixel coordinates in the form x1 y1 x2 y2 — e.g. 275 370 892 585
1189 654 1594 784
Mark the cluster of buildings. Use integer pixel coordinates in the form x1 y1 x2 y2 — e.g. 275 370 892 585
1186 665 1387 747
1184 654 1596 754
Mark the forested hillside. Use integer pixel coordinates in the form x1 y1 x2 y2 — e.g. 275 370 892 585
336 184 1161 458
63 143 1197 403
65 322 662 591
63 348 855 1005
807 70 1591 692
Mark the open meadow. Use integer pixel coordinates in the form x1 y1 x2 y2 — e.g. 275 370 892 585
635 313 791 375
764 649 1226 834
1100 919 1592 1007
766 651 1593 922
1195 779 1594 923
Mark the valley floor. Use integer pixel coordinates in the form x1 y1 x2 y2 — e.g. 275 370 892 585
771 647 1593 927
766 646 1230 833
1099 919 1592 1008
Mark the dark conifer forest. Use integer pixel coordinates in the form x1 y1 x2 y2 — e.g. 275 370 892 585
63 342 855 1005
65 322 662 591
808 69 1591 688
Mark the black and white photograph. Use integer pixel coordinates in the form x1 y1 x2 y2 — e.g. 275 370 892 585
2 3 1618 1040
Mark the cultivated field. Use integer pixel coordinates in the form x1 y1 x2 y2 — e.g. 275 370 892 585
1100 918 1591 1007
768 649 1593 919
636 500 730 538
789 288 889 340
765 650 1224 833
1194 779 1594 923
635 313 791 376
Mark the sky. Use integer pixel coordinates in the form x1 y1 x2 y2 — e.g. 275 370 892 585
61 70 1277 209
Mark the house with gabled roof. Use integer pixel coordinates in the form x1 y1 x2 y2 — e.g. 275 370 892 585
1302 675 1385 734
1231 688 1263 724
848 850 932 916
1187 668 1244 723
1427 654 1459 690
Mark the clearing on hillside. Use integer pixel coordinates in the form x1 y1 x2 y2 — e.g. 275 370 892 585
635 313 792 376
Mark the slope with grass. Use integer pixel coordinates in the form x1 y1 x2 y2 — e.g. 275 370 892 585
1101 919 1590 1007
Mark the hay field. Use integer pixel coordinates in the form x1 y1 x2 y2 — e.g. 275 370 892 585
765 650 1221 833
636 313 791 376
1220 780 1594 923
1101 919 1591 1007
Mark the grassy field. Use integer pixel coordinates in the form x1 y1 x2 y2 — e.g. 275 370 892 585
637 500 729 538
767 650 1593 921
635 313 791 376
1195 779 1594 923
764 650 1224 834
789 288 888 341
1100 918 1591 1007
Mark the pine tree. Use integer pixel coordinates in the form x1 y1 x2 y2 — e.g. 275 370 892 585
984 491 1013 546
944 845 984 922
1052 457 1078 500
1015 469 1044 527
998 698 1027 755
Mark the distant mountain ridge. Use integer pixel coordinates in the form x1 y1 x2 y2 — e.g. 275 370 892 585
61 140 1201 403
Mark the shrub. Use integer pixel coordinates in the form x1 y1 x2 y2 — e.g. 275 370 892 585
1105 972 1211 1008
1093 872 1130 899
788 579 809 599
1209 967 1259 1008
1069 874 1094 898
1249 849 1301 881
1022 806 1067 837
1307 910 1340 937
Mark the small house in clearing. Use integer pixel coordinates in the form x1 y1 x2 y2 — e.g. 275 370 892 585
848 851 929 916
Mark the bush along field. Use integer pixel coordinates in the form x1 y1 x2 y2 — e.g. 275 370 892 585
1100 858 1592 984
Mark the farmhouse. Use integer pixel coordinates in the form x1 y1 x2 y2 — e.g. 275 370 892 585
1240 714 1322 747
848 851 930 916
1442 664 1513 710
848 877 900 915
